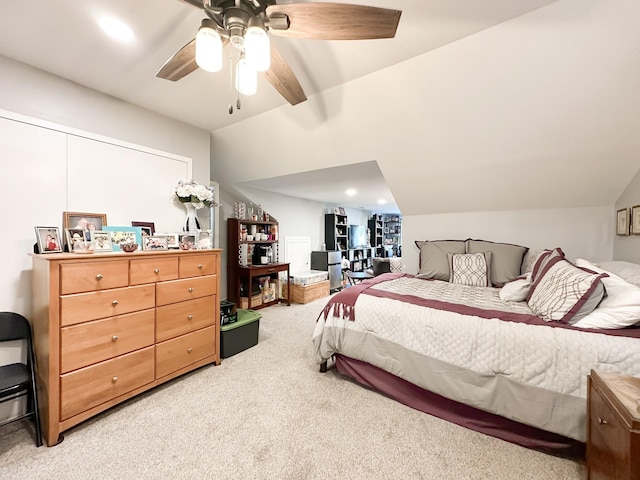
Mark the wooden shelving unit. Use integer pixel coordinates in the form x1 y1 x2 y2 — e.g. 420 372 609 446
226 218 290 310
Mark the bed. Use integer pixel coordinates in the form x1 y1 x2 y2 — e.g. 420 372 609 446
312 239 640 455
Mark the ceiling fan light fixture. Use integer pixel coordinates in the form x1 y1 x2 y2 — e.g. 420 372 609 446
236 55 257 96
195 21 223 72
244 25 270 72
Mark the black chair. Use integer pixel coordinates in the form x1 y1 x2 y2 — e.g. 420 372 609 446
0 312 43 446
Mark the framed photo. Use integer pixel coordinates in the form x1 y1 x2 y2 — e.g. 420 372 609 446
132 221 155 236
616 208 630 236
63 212 107 231
102 226 143 251
196 229 212 249
179 234 196 250
91 230 113 252
143 235 169 251
631 205 640 235
338 207 346 216
65 228 86 250
35 226 62 253
156 232 180 249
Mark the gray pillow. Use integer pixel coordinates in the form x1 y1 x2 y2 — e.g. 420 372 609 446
415 240 466 281
466 239 529 287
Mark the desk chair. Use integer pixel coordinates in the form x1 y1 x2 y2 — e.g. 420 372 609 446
0 312 43 446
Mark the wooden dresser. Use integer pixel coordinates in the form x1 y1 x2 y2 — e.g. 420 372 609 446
587 369 640 479
31 249 221 446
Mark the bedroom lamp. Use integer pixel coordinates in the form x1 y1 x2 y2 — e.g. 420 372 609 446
195 19 223 73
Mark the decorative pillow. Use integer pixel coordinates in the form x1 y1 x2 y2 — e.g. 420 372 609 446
527 257 607 323
573 259 640 329
499 273 531 302
415 240 466 281
372 257 404 276
465 239 528 287
448 252 492 287
530 247 565 283
389 258 403 273
521 249 550 275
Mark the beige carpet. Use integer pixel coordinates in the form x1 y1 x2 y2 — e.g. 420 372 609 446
0 296 585 479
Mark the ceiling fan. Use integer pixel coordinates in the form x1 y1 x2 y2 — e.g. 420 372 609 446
156 0 402 108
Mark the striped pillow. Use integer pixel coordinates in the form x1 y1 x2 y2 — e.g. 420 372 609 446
527 257 607 323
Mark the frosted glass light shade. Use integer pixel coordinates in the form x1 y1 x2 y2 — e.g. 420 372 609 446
244 26 270 72
195 25 222 72
235 56 257 96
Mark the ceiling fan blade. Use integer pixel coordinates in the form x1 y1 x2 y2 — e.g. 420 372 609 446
266 2 401 40
263 44 307 106
156 39 198 81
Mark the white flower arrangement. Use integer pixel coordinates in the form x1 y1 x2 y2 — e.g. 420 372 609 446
173 179 215 209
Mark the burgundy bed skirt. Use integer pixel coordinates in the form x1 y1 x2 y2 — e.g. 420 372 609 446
334 354 585 458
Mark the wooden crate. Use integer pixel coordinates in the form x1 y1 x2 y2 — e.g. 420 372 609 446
240 294 262 309
285 280 330 304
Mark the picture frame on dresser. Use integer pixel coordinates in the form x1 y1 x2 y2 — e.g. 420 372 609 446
63 211 107 231
131 221 155 236
35 226 62 253
102 226 143 251
156 232 180 249
616 208 630 236
91 230 113 252
142 235 169 251
631 205 640 235
64 228 86 250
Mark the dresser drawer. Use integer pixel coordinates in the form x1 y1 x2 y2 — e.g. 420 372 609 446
61 309 155 373
60 347 155 420
156 295 216 342
156 326 216 378
179 254 217 278
60 284 155 326
130 257 179 285
156 275 216 306
60 260 129 294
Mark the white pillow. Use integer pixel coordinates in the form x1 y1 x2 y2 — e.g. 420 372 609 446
595 261 640 287
573 259 640 329
499 273 531 302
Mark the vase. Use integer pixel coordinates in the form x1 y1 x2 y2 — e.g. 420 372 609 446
183 203 200 234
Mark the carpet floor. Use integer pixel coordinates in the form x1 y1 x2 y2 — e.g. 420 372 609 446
0 296 585 479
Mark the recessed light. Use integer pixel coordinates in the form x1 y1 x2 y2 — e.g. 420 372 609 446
346 189 357 196
98 17 135 43
377 199 387 205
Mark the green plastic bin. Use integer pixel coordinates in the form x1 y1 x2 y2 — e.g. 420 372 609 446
220 309 261 358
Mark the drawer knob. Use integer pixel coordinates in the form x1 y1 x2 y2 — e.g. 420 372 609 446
154 268 160 274
188 287 194 293
197 264 203 269
96 273 103 280
112 300 119 306
112 376 118 383
112 335 119 342
598 417 608 425
187 315 193 320
187 347 193 353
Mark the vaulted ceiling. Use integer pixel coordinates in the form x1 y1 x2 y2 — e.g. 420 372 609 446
1 0 638 215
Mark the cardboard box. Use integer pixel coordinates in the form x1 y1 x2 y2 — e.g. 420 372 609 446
240 294 262 309
285 280 330 304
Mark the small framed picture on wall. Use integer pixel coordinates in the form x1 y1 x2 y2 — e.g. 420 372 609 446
631 205 640 235
616 208 630 236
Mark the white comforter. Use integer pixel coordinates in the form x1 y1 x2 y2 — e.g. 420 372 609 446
313 276 640 440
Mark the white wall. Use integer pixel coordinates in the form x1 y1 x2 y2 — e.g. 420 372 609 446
614 167 640 263
403 206 613 275
0 57 212 422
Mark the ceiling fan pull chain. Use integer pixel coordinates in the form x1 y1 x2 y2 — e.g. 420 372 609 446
228 53 234 115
